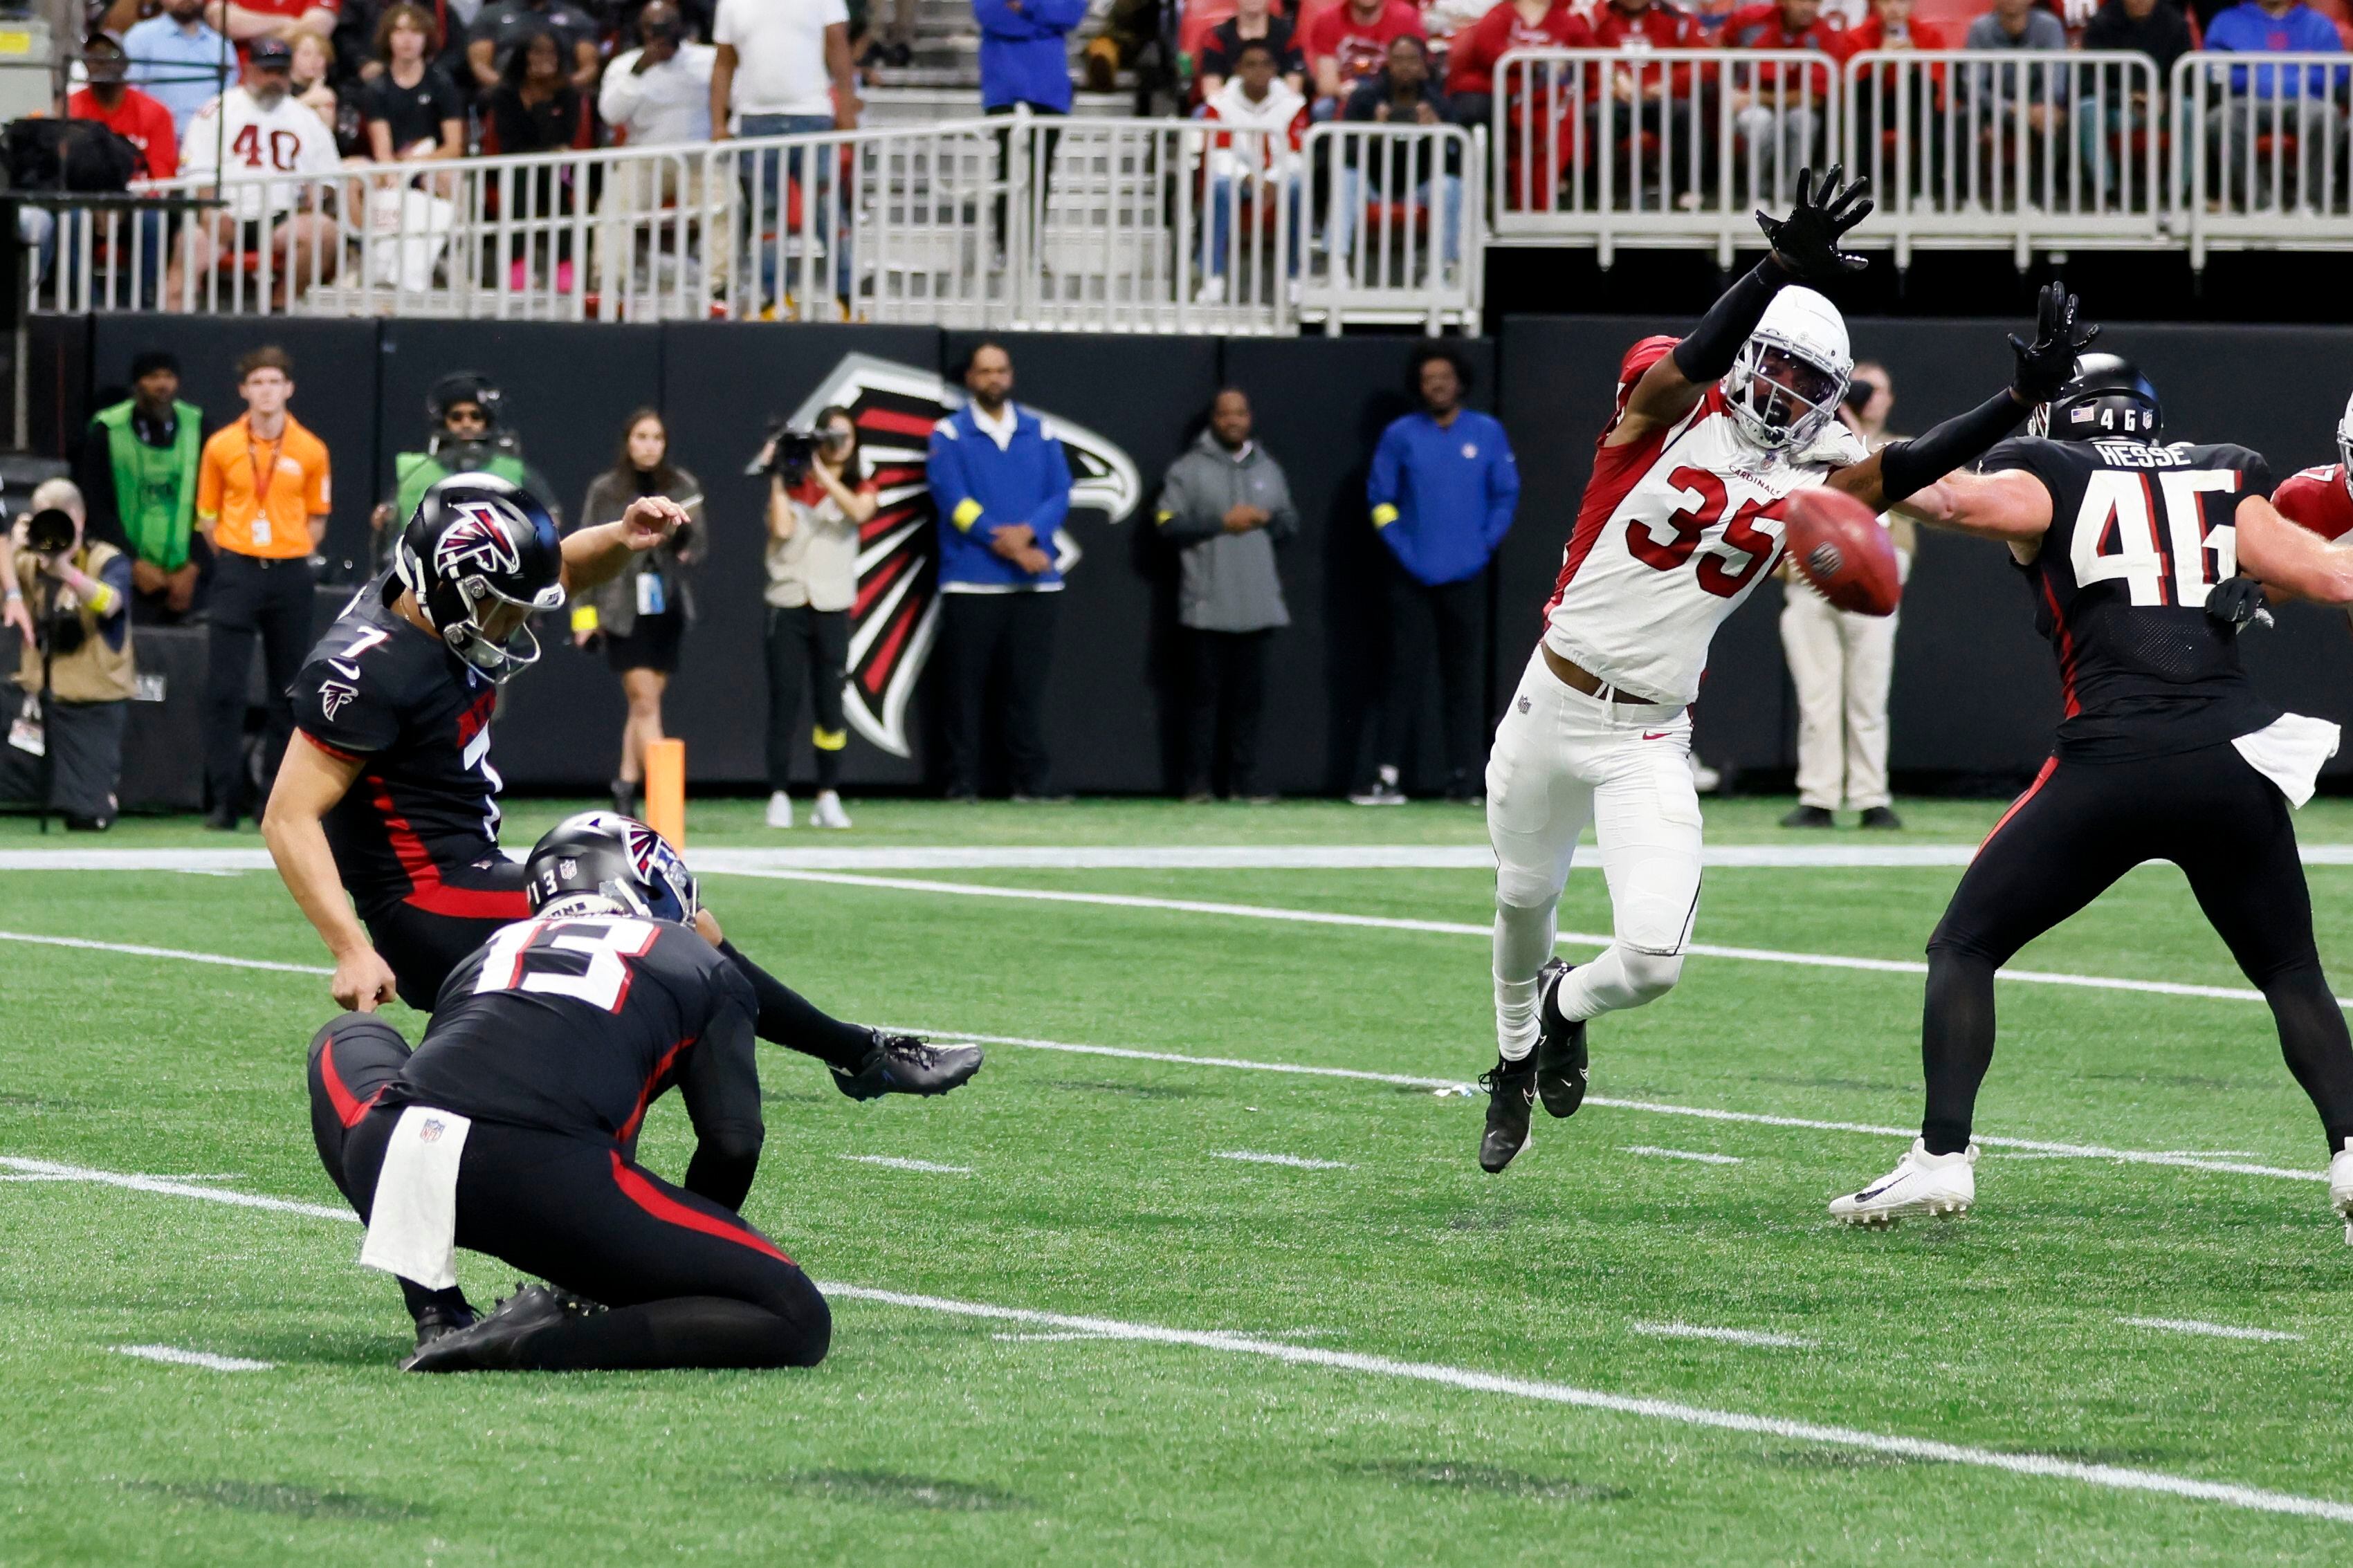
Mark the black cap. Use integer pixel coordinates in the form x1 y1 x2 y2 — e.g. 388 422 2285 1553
247 36 293 66
129 349 179 380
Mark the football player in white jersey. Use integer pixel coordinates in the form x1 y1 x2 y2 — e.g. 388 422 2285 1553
165 37 344 306
1477 165 2098 1172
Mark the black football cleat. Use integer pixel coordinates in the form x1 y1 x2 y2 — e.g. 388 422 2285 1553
1532 959 1589 1119
1478 1058 1535 1173
832 1033 984 1101
402 1284 598 1372
411 1300 477 1352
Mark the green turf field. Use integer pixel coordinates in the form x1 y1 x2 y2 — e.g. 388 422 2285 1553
8 795 2353 1565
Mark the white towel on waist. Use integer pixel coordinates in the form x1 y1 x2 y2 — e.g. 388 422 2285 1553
2233 712 2342 809
358 1105 473 1290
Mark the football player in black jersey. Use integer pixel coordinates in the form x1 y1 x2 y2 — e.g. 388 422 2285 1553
306 814 832 1371
1829 353 2353 1230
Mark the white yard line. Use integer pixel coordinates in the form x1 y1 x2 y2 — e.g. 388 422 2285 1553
112 1344 275 1372
14 1148 2353 1526
2118 1317 2307 1343
1622 1146 1744 1165
0 1156 352 1219
839 1154 973 1174
1211 1150 1352 1170
821 1284 2353 1527
0 932 2322 1184
1629 1322 1816 1348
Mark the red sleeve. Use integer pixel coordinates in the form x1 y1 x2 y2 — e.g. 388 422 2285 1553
1723 3 1771 38
1445 3 1508 93
1306 9 1339 55
1613 335 1681 424
1288 103 1308 147
2275 468 2353 540
1386 0 1426 38
1912 19 1949 46
139 95 178 177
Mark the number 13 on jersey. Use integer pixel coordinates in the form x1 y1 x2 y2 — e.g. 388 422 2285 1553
2071 469 2241 608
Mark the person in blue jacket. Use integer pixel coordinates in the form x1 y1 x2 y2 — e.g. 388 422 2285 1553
1351 344 1520 806
976 0 1088 250
925 342 1074 800
2201 0 2350 208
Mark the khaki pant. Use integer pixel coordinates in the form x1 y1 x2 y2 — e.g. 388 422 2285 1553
1780 580 1898 811
594 159 734 306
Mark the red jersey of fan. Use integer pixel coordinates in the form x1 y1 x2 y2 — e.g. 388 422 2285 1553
2273 463 2353 540
1840 15 1952 98
1719 3 1849 94
1584 0 1707 95
1445 0 1588 96
67 86 178 179
1308 0 1426 95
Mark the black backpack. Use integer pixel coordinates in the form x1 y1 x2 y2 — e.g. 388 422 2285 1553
1 117 140 193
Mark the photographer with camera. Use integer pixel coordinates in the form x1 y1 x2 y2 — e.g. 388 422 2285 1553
574 409 705 819
0 481 135 831
759 405 874 831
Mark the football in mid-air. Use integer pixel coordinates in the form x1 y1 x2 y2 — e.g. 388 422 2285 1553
1778 486 1901 617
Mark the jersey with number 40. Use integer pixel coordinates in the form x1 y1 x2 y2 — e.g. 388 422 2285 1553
1542 337 1870 705
1984 433 2281 762
389 915 762 1147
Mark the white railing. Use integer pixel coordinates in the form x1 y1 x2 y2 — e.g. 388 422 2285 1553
1490 46 2353 268
21 111 1476 334
2172 50 2353 266
1487 48 1841 263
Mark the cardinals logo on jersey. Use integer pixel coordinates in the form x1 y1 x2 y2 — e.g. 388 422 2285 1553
434 501 526 581
782 353 1142 757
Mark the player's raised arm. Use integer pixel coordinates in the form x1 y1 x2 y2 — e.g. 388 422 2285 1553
1885 469 2057 544
1826 283 2097 515
1611 165 1873 448
2231 493 2353 607
559 495 689 596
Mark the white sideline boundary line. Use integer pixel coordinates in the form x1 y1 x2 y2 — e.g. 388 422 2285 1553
2118 1317 2306 1343
0 926 2316 1185
113 1344 275 1372
817 1284 2353 1527
1630 1321 1815 1347
9 1152 2352 1530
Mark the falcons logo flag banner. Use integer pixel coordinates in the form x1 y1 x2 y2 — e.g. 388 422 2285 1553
785 353 1142 758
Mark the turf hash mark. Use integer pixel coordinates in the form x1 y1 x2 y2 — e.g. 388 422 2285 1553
1211 1150 1353 1169
1622 1146 1744 1165
1629 1322 1817 1349
2117 1317 2307 1343
839 1154 976 1174
112 1345 277 1372
12 1149 2353 1528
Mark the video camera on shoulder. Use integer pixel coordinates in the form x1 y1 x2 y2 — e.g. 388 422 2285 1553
751 418 822 484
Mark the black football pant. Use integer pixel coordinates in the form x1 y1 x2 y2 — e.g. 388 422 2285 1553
203 551 311 819
359 857 534 1013
1182 627 1270 798
1373 560 1487 796
306 1015 831 1370
938 589 1059 797
1921 743 2353 1158
764 604 850 793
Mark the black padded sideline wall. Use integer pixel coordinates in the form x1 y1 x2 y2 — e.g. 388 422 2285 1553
1498 314 2353 782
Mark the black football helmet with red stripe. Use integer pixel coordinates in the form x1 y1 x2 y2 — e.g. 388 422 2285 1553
2031 353 2162 443
524 811 699 926
394 473 565 684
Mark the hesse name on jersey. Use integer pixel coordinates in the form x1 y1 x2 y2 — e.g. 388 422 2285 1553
1543 337 1868 705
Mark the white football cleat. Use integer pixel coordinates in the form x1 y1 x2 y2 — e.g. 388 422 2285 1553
810 790 852 830
2330 1138 2353 1244
1829 1138 1977 1226
765 791 794 829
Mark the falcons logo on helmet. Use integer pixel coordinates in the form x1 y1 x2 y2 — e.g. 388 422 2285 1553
783 353 1142 758
434 500 527 580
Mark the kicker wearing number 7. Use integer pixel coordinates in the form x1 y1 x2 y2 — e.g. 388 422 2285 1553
1478 164 2098 1174
262 472 981 1348
1830 355 2353 1233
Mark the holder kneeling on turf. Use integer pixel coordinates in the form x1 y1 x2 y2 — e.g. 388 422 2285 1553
302 813 960 1370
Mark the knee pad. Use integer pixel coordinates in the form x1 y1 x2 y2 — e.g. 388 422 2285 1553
1495 870 1562 912
309 1011 410 1070
768 1271 832 1367
1620 948 1684 1004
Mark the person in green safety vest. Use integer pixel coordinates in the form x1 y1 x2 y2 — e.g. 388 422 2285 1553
72 349 206 625
368 371 562 564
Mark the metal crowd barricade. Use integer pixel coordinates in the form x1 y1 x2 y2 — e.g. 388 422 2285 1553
1487 48 1837 265
1298 120 1483 334
2172 50 2353 268
1840 49 2166 267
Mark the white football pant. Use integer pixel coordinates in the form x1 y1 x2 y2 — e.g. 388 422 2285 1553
1485 648 1702 1058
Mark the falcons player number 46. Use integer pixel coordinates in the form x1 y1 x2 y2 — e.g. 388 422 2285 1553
1474 163 2101 1177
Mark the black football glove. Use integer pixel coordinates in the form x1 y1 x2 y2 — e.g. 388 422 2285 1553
2008 282 2099 405
2205 575 2274 636
1755 164 1874 284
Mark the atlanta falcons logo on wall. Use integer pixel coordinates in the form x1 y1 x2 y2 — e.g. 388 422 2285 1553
786 353 1142 758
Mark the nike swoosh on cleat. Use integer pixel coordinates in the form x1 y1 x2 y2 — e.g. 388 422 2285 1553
1852 1182 1898 1203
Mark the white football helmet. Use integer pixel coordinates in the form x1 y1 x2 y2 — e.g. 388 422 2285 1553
2337 389 2352 501
1724 286 1853 454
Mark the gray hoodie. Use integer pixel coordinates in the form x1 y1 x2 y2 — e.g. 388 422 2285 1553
1154 431 1298 634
